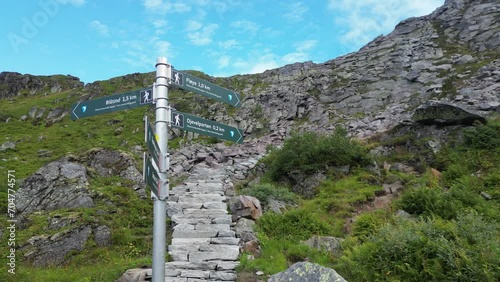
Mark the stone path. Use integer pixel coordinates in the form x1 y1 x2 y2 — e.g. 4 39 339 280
165 164 240 282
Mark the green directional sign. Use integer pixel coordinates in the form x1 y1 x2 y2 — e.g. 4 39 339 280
171 110 244 143
171 69 241 108
71 87 153 120
143 152 161 198
145 116 164 171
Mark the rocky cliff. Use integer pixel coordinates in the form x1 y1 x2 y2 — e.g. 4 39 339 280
2 0 498 142
221 0 499 139
0 72 83 98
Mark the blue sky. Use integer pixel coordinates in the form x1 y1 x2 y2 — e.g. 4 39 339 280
2 0 444 84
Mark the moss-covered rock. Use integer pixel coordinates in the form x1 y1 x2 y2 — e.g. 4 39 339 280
268 262 347 282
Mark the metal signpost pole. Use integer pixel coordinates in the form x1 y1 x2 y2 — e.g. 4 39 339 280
152 57 170 282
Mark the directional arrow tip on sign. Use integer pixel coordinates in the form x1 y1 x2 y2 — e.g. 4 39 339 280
71 102 80 120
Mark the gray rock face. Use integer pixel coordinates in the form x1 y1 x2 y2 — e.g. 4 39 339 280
20 225 92 267
267 262 347 282
413 101 487 125
94 225 112 247
290 172 326 199
0 71 83 98
197 0 499 140
86 149 145 197
16 159 92 216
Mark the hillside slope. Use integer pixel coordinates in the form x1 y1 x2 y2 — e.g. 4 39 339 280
0 0 499 281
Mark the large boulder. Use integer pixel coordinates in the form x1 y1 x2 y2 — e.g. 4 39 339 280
85 148 145 197
20 225 92 267
231 195 262 220
16 159 93 216
413 101 486 126
267 262 347 282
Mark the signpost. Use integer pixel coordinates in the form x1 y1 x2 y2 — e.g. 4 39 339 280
143 152 161 198
170 110 244 143
171 68 241 107
145 116 165 172
70 87 153 120
70 57 244 282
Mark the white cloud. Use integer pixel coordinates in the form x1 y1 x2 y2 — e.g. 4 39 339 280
156 40 171 56
89 20 108 36
328 0 444 48
56 0 86 6
284 2 308 22
219 39 239 49
186 20 203 31
187 23 218 45
230 20 259 36
142 0 191 15
282 40 317 64
217 55 230 68
143 0 161 9
153 19 167 28
249 61 280 74
282 52 308 64
296 40 317 52
230 52 280 74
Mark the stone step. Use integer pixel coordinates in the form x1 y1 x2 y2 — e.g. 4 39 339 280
183 209 228 216
165 165 239 281
178 193 227 203
210 238 241 245
189 250 239 263
171 238 211 246
166 269 236 281
165 261 218 270
172 230 219 239
196 224 231 232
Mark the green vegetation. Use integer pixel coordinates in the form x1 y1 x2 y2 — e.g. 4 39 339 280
339 210 499 282
261 128 371 184
0 73 221 280
257 209 331 240
238 120 500 281
239 183 297 207
0 175 157 282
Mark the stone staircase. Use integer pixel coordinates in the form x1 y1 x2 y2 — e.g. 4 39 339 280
165 164 240 282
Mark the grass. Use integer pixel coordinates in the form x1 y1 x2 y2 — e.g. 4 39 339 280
0 70 247 281
300 173 383 236
7 256 151 282
237 171 384 276
0 172 158 281
238 120 500 280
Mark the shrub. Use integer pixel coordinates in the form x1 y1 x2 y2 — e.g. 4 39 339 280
261 128 370 183
463 122 500 150
257 209 331 240
338 210 499 282
351 210 387 241
396 186 459 220
239 183 297 206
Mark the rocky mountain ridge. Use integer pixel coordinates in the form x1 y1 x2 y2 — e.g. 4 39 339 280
2 0 498 143
1 0 499 280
